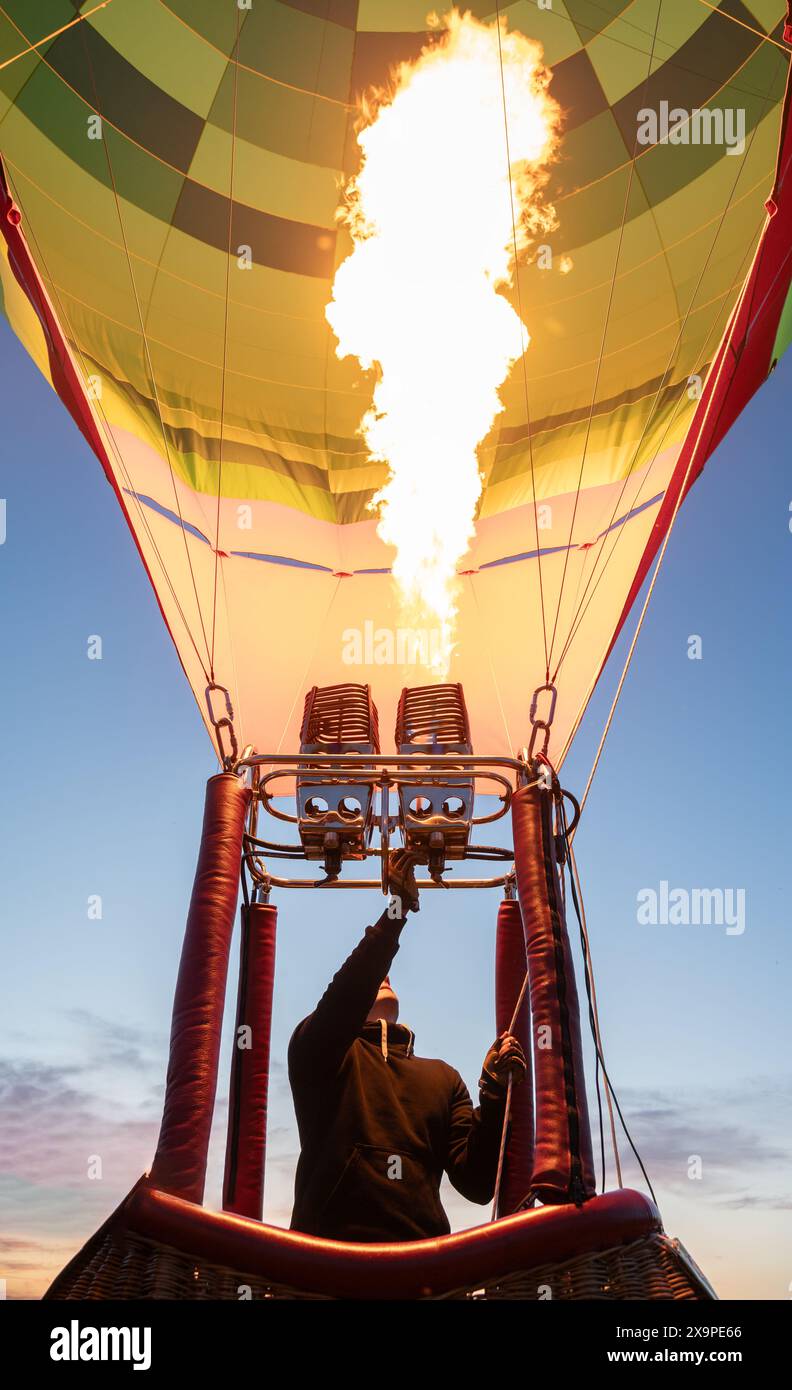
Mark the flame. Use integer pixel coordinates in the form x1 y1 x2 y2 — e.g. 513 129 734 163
327 10 560 672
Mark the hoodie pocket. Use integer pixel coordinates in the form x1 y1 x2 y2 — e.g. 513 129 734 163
316 1144 447 1240
318 1146 362 1217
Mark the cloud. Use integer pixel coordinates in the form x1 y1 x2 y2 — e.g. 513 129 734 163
0 1235 47 1252
600 1081 791 1209
0 1039 164 1297
61 1008 167 1073
0 1054 160 1170
716 1193 792 1212
3 1017 789 1299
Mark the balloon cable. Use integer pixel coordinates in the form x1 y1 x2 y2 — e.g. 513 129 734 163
696 0 790 52
76 20 215 676
467 573 514 754
210 2 243 680
551 53 782 691
493 0 550 679
0 164 213 687
572 29 786 813
545 0 663 674
556 794 660 1202
559 797 619 1189
490 968 529 1220
0 2 116 74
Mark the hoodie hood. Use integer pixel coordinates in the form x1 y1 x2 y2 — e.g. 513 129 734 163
361 1020 415 1061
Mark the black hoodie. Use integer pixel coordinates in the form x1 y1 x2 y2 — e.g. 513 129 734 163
288 910 506 1243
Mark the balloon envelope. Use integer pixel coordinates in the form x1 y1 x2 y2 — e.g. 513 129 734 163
2 2 791 759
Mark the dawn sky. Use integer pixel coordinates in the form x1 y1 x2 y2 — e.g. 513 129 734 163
1 317 790 1300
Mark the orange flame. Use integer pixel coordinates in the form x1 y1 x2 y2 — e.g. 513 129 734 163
327 9 561 672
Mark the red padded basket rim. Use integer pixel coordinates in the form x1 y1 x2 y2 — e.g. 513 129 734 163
124 1181 661 1299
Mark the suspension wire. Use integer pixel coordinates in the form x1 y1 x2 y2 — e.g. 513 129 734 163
551 49 782 684
274 575 344 755
0 1 116 73
695 0 791 54
572 132 786 820
545 0 664 674
569 835 620 1185
552 282 747 686
490 967 530 1220
549 772 604 1192
76 18 214 675
551 38 789 783
552 259 758 688
240 850 251 912
491 781 634 1215
558 797 657 1200
554 202 770 772
217 543 244 755
210 2 242 679
493 0 550 680
576 525 678 824
558 795 619 1189
2 167 214 683
589 969 607 1194
467 573 514 753
572 840 607 1192
572 209 778 817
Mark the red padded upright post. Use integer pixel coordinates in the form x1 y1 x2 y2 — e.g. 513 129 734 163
495 897 534 1216
223 901 278 1220
151 773 250 1205
511 778 595 1205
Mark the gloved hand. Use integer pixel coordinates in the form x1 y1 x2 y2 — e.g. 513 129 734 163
479 1032 527 1101
386 848 421 915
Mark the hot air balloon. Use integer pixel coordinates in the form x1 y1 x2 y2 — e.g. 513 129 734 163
2 0 790 1300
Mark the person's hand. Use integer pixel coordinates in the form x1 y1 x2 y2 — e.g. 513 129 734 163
386 848 421 916
479 1032 527 1100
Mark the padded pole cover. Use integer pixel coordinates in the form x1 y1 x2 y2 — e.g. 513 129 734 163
495 898 534 1217
512 780 595 1204
223 902 278 1220
151 773 250 1204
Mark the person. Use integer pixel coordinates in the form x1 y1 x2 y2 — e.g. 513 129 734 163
288 849 527 1242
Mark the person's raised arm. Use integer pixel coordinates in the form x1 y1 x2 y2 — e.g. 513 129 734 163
288 850 420 1080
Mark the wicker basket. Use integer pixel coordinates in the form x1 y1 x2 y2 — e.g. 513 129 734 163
47 1203 711 1302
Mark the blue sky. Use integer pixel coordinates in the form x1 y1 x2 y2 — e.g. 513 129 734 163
0 317 790 1299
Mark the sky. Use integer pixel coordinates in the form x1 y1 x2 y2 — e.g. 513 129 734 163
0 314 790 1301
